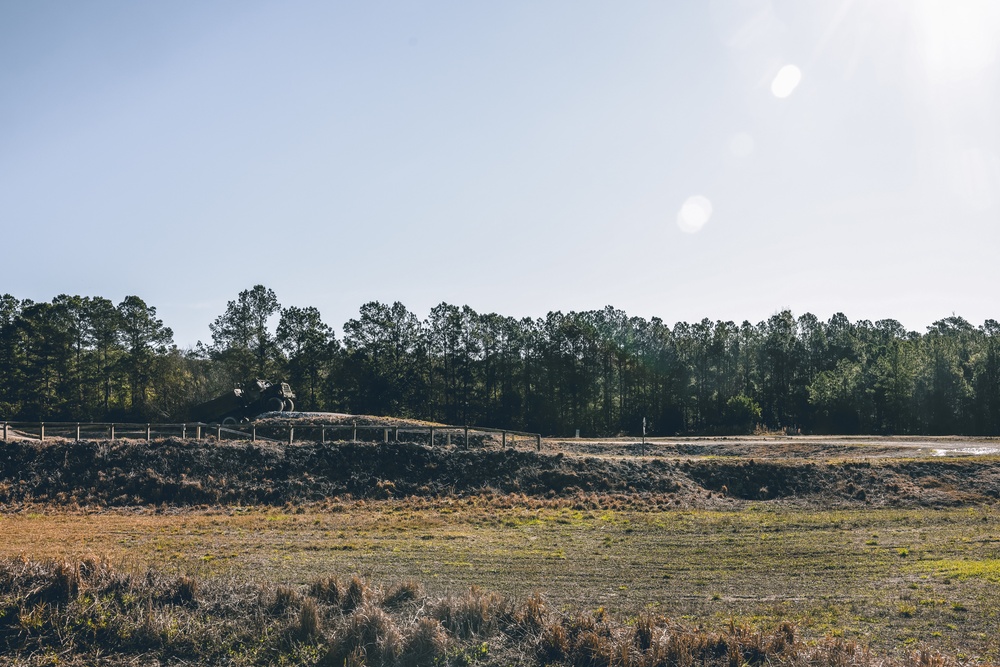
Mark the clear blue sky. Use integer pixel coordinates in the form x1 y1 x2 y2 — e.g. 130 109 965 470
2 1 998 346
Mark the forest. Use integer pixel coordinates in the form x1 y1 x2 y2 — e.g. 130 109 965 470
2 286 999 436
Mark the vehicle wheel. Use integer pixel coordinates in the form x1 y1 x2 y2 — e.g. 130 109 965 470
222 417 237 426
283 399 295 413
267 397 284 412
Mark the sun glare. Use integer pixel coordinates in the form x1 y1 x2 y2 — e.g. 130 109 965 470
770 64 802 98
913 0 1000 79
677 196 713 233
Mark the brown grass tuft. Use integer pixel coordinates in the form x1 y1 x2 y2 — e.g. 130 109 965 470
325 604 402 667
399 617 449 667
291 597 322 640
52 559 80 602
632 611 658 652
309 575 344 606
518 592 548 633
271 584 300 615
434 585 508 639
169 574 198 607
381 579 421 609
537 620 569 663
342 574 370 613
572 629 614 667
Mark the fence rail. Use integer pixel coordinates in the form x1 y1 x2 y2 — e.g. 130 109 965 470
0 420 543 451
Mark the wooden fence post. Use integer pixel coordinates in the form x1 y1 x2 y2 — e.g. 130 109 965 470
40 422 45 442
289 426 294 444
195 424 201 440
110 424 115 440
182 423 187 439
146 424 151 442
464 426 469 449
353 423 357 443
217 425 222 440
252 424 256 442
502 431 507 448
536 434 541 451
429 427 435 447
394 427 398 442
383 428 388 443
446 432 451 446
321 426 326 444
76 423 81 441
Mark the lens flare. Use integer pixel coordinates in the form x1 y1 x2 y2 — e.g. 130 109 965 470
771 64 802 98
677 195 713 233
915 0 999 79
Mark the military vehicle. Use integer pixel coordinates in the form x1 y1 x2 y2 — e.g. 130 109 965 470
190 380 296 425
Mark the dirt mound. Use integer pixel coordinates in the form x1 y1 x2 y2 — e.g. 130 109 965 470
0 439 679 506
2 438 1000 509
255 412 447 428
250 412 500 447
682 457 1000 505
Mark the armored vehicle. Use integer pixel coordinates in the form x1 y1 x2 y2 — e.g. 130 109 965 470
190 380 296 425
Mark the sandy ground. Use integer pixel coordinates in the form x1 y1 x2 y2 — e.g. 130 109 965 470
544 434 1000 459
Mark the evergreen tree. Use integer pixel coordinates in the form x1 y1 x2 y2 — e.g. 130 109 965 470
277 306 336 411
209 285 281 383
118 296 174 417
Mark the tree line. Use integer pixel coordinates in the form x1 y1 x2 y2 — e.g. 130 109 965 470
2 286 999 436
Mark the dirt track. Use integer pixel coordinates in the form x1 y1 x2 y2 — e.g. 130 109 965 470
546 434 1000 459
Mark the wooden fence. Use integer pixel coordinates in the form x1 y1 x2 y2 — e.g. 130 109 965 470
0 420 543 451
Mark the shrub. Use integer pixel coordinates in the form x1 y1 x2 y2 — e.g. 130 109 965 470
723 394 762 434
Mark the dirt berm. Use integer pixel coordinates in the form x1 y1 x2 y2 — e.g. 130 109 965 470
2 439 999 508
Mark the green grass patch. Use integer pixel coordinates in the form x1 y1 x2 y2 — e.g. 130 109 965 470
920 558 1000 583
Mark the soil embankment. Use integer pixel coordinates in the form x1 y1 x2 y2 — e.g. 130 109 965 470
2 436 999 508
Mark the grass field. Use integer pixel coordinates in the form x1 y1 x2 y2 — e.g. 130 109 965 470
5 431 1000 663
4 498 999 661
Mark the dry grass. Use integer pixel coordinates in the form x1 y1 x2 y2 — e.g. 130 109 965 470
0 557 968 666
2 500 1000 661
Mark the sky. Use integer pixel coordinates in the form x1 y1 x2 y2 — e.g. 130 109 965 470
1 0 998 347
